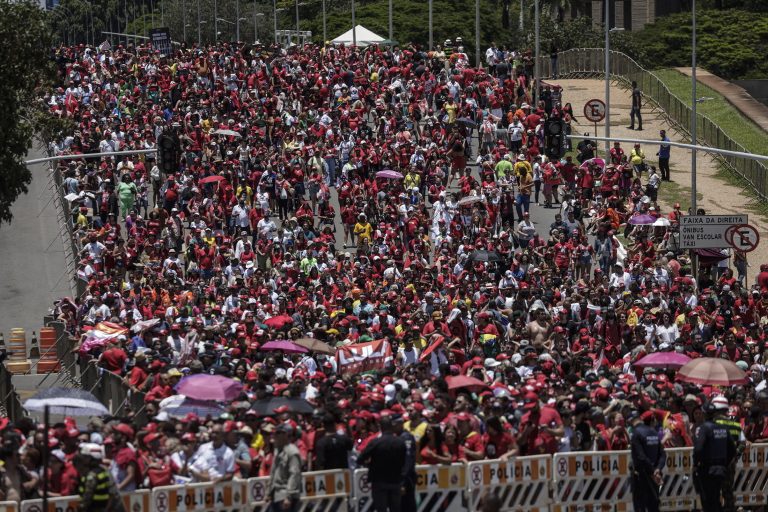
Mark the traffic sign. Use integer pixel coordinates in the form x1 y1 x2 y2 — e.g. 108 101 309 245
730 224 760 252
583 98 606 123
680 215 749 249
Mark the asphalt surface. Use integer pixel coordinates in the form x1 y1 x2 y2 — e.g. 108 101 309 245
0 145 71 352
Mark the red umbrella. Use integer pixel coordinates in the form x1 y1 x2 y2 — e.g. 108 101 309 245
634 352 691 370
199 175 226 184
445 375 488 393
677 357 747 386
264 314 293 329
260 340 308 354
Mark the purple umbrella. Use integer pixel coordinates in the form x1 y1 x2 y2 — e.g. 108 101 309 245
175 374 244 402
628 213 656 225
633 352 691 370
579 157 606 170
376 170 404 179
261 339 309 354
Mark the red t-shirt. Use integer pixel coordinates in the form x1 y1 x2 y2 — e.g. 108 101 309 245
101 347 127 374
521 406 563 455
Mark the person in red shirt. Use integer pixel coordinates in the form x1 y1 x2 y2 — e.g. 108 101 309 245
484 416 518 461
518 393 564 455
99 337 128 375
126 351 149 392
47 449 79 497
419 424 452 465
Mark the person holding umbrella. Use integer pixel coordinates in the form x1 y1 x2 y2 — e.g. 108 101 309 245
630 411 666 512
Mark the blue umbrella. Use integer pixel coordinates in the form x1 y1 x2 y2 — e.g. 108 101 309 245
24 387 108 417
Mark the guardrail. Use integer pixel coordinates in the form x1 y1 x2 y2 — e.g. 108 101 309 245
80 362 148 423
539 48 768 202
10 444 767 511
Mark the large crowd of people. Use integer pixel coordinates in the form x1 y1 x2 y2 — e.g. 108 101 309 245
0 36 766 507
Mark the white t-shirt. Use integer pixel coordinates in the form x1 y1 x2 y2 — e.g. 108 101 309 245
190 442 235 480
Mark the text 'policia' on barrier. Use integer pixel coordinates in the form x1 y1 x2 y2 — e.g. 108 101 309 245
7 443 768 512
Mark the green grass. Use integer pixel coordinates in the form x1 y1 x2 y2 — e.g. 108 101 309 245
657 169 703 209
713 164 768 219
652 69 768 156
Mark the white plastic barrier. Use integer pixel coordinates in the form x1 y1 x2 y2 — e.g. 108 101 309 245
552 451 633 512
659 447 697 511
735 443 768 507
246 469 351 511
21 490 150 512
466 456 551 512
353 464 466 512
151 480 247 512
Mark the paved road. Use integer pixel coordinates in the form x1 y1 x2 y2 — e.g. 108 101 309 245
0 145 71 346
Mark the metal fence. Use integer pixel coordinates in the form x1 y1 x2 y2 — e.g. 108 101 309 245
80 361 148 423
0 365 24 423
539 48 768 201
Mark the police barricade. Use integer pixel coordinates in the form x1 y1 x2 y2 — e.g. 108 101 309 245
245 469 351 512
734 443 768 507
353 464 465 512
659 447 697 511
21 489 150 512
0 503 17 512
151 480 247 512
466 456 551 512
552 451 632 512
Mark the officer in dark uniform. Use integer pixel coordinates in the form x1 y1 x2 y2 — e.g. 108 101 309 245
711 396 745 512
393 414 417 512
630 410 666 512
359 415 407 512
694 401 737 512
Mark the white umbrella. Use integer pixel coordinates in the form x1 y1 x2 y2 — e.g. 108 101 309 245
213 128 242 138
652 217 671 227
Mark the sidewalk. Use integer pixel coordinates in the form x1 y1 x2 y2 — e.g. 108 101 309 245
675 67 768 134
559 78 768 273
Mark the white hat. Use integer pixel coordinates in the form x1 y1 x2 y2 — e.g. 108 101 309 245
384 384 396 402
712 395 729 411
484 357 501 368
80 443 104 460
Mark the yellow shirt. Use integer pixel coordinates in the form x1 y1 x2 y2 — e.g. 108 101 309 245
354 222 373 244
404 420 428 442
445 103 458 124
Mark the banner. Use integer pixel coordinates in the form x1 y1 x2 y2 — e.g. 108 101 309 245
79 321 129 353
150 27 173 56
336 339 393 376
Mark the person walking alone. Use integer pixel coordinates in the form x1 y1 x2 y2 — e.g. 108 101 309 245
657 130 671 181
628 81 643 131
266 424 302 512
630 411 666 512
359 415 408 512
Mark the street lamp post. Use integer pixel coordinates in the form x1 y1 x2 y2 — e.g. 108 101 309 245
475 0 480 68
273 0 279 44
183 0 187 43
352 0 356 47
428 0 432 50
691 0 697 214
254 7 264 43
533 0 539 105
197 0 202 45
605 0 610 156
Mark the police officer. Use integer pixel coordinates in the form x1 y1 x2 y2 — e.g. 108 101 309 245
73 443 126 512
393 414 417 512
694 401 737 512
359 415 407 512
711 396 745 512
630 410 666 512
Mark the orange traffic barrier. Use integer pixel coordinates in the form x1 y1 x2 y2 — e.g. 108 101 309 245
37 327 60 373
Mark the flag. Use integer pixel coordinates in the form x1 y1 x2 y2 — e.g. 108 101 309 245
99 40 111 52
79 322 129 354
336 339 393 376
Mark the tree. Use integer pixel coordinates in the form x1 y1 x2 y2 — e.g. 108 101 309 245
0 0 67 224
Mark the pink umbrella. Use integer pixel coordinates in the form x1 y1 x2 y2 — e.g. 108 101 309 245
677 357 747 386
633 352 691 370
579 157 606 170
260 340 309 354
264 314 293 329
445 375 488 393
175 374 244 402
376 170 404 179
628 213 656 225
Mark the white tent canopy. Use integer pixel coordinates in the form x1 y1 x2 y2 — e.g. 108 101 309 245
332 25 385 46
